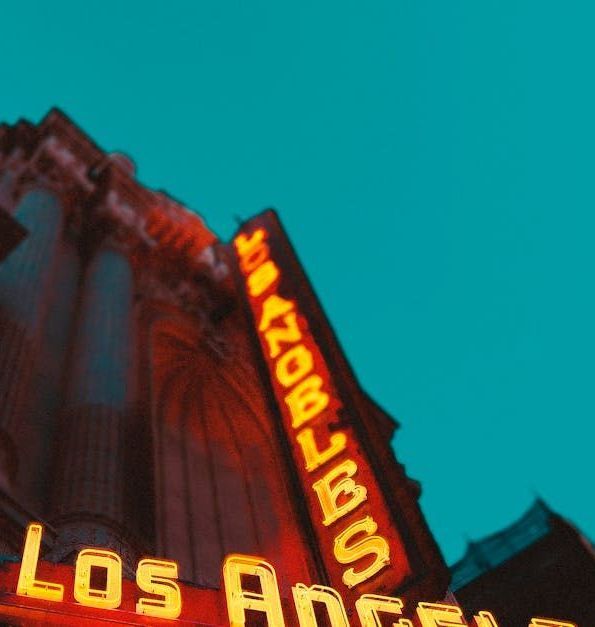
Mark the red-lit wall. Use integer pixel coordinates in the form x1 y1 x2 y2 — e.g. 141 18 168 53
0 109 449 624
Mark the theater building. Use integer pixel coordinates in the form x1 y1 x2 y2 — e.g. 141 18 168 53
0 110 452 624
0 110 590 625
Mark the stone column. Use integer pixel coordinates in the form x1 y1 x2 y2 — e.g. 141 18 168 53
49 242 138 568
0 189 64 490
14 242 80 513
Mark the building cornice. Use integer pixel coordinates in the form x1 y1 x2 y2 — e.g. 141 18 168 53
0 109 229 317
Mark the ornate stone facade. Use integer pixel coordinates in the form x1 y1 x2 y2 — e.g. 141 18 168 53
0 110 448 614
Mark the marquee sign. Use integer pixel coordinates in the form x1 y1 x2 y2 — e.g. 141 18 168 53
0 523 577 626
233 214 412 599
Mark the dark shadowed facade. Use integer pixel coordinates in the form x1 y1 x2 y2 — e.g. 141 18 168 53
451 500 594 626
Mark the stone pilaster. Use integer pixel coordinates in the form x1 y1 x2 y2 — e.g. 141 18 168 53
49 243 139 570
13 242 80 513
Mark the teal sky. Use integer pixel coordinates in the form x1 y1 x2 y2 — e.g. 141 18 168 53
3 2 594 564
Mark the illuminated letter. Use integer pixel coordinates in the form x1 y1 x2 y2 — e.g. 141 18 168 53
74 549 122 610
333 516 390 588
235 229 268 273
416 602 466 627
136 558 182 620
264 311 303 358
223 554 285 627
472 611 499 627
356 594 413 627
248 260 279 297
276 345 314 388
313 459 367 525
529 620 577 627
292 583 349 627
259 294 294 332
16 523 64 602
235 228 266 255
296 427 347 472
285 374 329 428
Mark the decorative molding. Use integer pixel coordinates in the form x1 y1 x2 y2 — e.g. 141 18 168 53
0 110 229 315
